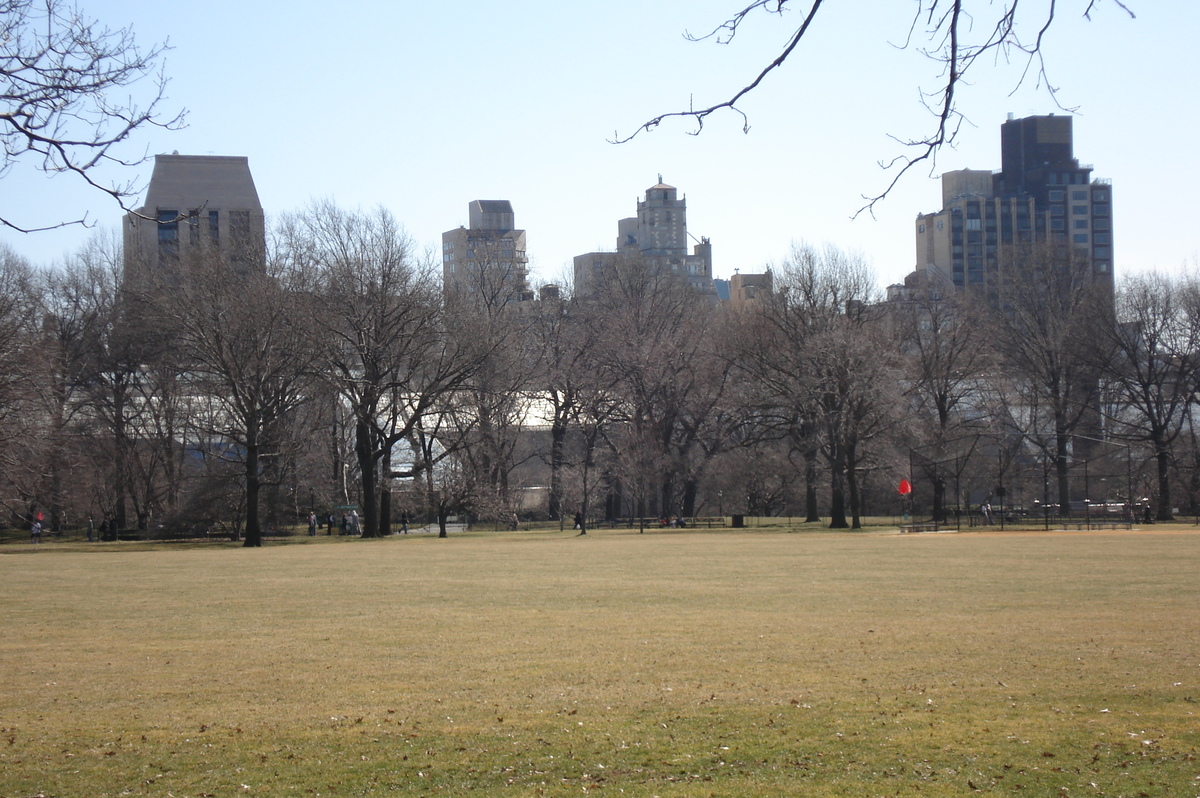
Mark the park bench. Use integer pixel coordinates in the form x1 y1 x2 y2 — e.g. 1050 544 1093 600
899 521 945 534
689 516 726 528
1057 517 1131 530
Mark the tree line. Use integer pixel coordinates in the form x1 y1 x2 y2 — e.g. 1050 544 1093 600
0 203 1194 545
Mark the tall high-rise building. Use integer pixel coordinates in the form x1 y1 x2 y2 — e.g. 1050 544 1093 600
574 178 713 298
914 114 1113 300
441 200 530 304
123 154 265 292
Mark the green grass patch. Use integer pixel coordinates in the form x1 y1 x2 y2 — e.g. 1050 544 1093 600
3 527 1198 796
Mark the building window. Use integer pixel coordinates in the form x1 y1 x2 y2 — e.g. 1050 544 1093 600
1071 205 1087 216
1072 190 1088 201
1094 247 1111 258
1093 190 1109 202
208 210 219 244
1094 233 1110 245
1096 261 1110 273
965 218 981 231
157 209 179 258
1050 219 1065 231
1074 220 1088 229
1048 189 1065 202
1093 204 1110 216
936 220 944 231
1073 233 1089 244
1050 204 1064 216
918 223 925 234
187 209 200 244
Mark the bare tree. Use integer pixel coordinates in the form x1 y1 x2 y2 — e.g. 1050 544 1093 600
1097 273 1200 521
751 243 898 528
586 258 733 522
164 253 316 547
1 0 185 232
0 243 44 519
443 240 540 524
616 1 1134 212
527 291 589 522
280 202 481 538
991 240 1111 516
891 272 992 520
733 300 824 522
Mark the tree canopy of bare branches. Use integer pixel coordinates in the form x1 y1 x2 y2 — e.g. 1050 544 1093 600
1 0 184 233
615 1 1134 214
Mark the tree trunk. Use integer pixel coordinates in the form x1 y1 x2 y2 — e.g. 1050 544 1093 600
548 421 566 521
379 445 393 535
1156 445 1173 521
846 443 862 530
682 479 698 517
932 476 946 523
355 417 379 537
828 459 848 529
243 441 263 547
1056 427 1071 518
804 448 820 522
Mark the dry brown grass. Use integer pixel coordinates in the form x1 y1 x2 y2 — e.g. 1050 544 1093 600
2 526 1198 796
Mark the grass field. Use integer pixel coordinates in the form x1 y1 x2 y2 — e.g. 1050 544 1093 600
2 525 1198 797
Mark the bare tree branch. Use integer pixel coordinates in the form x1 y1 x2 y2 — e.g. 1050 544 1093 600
610 0 826 143
613 1 1135 213
1 0 186 233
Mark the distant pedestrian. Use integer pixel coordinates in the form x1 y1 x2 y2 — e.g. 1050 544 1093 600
327 514 334 535
30 519 41 544
86 516 95 542
340 513 348 534
400 512 409 534
307 511 317 536
350 510 360 535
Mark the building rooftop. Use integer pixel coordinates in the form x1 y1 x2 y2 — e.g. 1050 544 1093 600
139 154 262 211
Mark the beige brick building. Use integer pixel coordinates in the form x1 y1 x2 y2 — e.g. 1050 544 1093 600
123 154 265 292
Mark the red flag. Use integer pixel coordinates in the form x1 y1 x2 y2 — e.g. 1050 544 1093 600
898 479 912 495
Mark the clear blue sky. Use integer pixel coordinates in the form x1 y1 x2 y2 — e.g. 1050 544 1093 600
2 1 1195 288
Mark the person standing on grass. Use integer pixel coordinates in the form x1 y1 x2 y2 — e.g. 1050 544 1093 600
574 511 585 536
307 511 317 536
30 518 41 543
86 516 95 542
400 511 409 534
